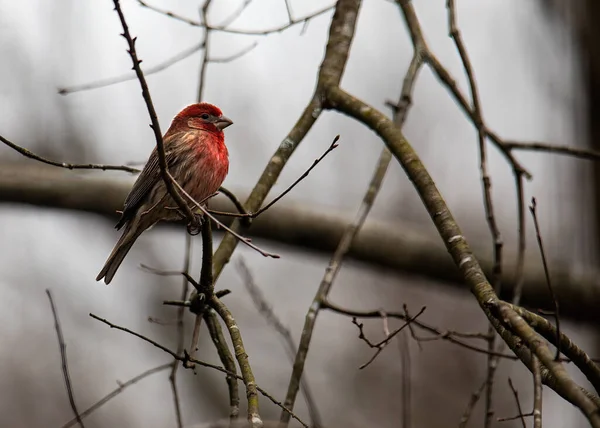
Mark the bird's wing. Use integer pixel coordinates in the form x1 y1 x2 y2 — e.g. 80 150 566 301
115 133 184 230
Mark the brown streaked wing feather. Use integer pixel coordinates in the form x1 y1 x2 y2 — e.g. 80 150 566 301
115 133 185 230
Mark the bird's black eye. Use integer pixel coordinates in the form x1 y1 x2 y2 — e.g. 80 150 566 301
201 113 210 120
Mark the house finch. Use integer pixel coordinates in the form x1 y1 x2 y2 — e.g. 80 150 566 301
96 103 233 284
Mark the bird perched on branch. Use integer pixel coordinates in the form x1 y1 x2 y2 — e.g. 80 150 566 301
96 103 233 284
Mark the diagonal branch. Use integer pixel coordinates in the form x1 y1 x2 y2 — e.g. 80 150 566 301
89 313 307 428
0 134 139 173
61 364 171 428
211 0 361 282
111 0 197 227
137 0 334 36
47 290 85 428
324 85 600 426
238 258 323 428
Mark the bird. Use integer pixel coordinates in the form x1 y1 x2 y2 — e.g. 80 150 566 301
96 103 233 284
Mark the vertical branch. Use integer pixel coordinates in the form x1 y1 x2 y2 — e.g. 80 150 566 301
187 219 213 366
511 174 527 306
529 198 561 360
169 234 192 428
211 0 361 281
197 0 213 101
47 290 86 428
238 259 323 428
280 147 392 424
399 332 411 428
204 309 240 421
446 3 507 426
111 0 197 225
458 380 487 428
507 379 527 428
211 296 262 428
532 356 543 428
200 218 214 292
185 0 215 369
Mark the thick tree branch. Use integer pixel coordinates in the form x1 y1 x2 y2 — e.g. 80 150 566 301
323 83 600 425
211 0 360 282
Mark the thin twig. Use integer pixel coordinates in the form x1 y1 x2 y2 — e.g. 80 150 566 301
322 300 517 360
197 0 213 102
0 134 139 173
90 313 307 428
169 233 193 428
395 0 531 180
458 378 487 428
511 174 527 306
210 0 359 286
59 26 256 95
137 0 334 36
58 42 204 95
46 290 85 428
280 145 393 423
529 197 561 360
251 136 340 217
112 0 197 227
237 258 323 428
505 140 600 161
446 2 504 425
185 314 204 371
399 331 411 428
351 308 425 369
507 378 527 428
208 136 340 222
217 0 254 28
61 364 171 428
171 175 280 258
141 263 201 290
209 42 258 63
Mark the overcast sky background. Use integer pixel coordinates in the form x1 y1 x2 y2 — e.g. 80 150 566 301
0 1 595 427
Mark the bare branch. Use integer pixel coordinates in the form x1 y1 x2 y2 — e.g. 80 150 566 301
168 233 193 428
458 379 487 428
47 290 85 428
491 302 600 425
210 297 262 428
533 356 543 428
89 313 307 428
137 1 334 36
506 379 527 428
61 364 171 428
0 134 139 173
238 259 323 428
112 0 197 227
58 42 204 95
252 135 340 217
281 143 391 421
529 197 561 360
505 140 600 161
351 307 425 369
5 165 600 324
204 310 240 421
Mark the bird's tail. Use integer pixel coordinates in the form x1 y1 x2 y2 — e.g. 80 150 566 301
96 220 145 284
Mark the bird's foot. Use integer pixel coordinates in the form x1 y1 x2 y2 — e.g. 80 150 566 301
186 213 205 236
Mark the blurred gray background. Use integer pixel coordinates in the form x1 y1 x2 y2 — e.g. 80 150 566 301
0 0 598 427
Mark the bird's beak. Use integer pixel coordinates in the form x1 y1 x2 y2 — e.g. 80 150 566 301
215 115 233 130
